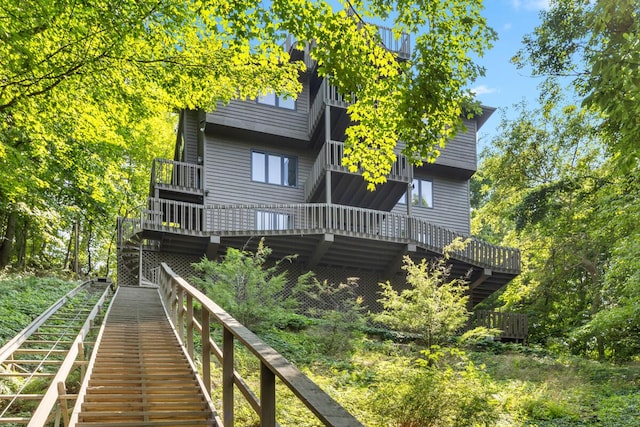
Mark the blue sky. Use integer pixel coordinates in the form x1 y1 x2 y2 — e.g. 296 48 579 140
470 0 550 146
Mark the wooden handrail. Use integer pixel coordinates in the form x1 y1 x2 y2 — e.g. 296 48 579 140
26 281 112 427
303 140 410 200
157 263 363 427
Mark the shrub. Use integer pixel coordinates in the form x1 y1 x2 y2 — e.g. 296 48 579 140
373 242 470 346
191 239 312 331
374 346 500 426
300 277 366 356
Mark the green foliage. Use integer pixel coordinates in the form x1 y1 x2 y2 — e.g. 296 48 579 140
514 0 640 172
1 0 497 272
298 277 366 356
472 100 640 360
191 239 309 331
0 274 78 346
374 250 469 346
373 346 500 427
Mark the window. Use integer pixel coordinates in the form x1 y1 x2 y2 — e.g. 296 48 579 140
257 92 296 110
256 211 290 231
399 178 433 208
251 151 297 187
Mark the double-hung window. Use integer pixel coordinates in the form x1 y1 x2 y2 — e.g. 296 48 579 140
257 92 296 110
399 178 433 208
251 151 297 187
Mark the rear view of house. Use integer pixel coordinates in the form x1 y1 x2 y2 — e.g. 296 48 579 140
117 29 520 311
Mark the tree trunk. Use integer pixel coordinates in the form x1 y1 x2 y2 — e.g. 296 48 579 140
0 210 18 268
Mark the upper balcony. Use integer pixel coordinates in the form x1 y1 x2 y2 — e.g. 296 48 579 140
150 159 204 204
304 140 410 211
308 78 353 139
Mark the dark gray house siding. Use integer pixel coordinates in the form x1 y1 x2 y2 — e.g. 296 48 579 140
180 110 201 164
391 173 471 234
205 83 310 142
203 136 314 206
434 119 477 173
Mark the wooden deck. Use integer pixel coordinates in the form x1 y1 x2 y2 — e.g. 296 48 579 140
122 200 521 275
71 286 217 426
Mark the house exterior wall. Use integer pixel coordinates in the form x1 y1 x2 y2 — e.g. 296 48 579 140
434 119 477 172
205 81 310 142
391 172 471 234
203 135 314 206
181 110 201 164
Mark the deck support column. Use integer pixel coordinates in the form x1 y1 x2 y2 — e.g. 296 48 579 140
385 243 416 278
206 235 220 260
307 234 334 270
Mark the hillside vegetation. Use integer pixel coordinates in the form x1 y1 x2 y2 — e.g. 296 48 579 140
2 273 639 426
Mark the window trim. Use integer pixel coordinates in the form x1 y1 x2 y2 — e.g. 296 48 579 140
250 150 298 188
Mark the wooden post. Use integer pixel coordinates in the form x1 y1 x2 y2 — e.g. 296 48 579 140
260 363 276 427
177 288 185 342
57 382 69 427
201 309 211 394
223 328 235 427
186 293 194 359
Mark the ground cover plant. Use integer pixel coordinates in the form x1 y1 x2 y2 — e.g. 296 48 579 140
0 274 79 347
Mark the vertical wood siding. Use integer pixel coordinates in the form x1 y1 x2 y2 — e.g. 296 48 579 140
203 136 314 206
205 83 310 142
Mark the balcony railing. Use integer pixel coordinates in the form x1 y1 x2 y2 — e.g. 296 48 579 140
308 78 354 135
150 158 203 195
304 140 411 201
130 199 520 274
375 24 411 60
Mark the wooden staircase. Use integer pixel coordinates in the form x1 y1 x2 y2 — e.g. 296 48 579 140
72 286 217 427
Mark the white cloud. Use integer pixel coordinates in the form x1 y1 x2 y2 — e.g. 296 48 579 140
503 23 513 31
512 0 550 11
471 85 498 96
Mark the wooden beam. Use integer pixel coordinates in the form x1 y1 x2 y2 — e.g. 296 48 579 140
306 234 334 269
385 243 416 278
470 268 492 290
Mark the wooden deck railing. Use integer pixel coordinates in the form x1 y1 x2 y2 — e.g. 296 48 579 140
126 200 520 274
474 311 528 341
156 263 363 427
308 78 354 135
150 158 203 195
375 24 411 59
304 140 411 201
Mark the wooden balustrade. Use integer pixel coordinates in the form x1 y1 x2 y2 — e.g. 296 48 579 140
151 158 203 193
156 263 363 427
303 140 410 201
474 311 528 341
135 199 520 274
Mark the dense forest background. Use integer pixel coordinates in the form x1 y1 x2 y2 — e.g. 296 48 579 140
1 0 638 362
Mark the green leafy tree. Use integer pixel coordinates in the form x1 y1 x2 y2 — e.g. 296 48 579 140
374 242 470 346
472 101 640 360
1 0 497 270
513 0 640 171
